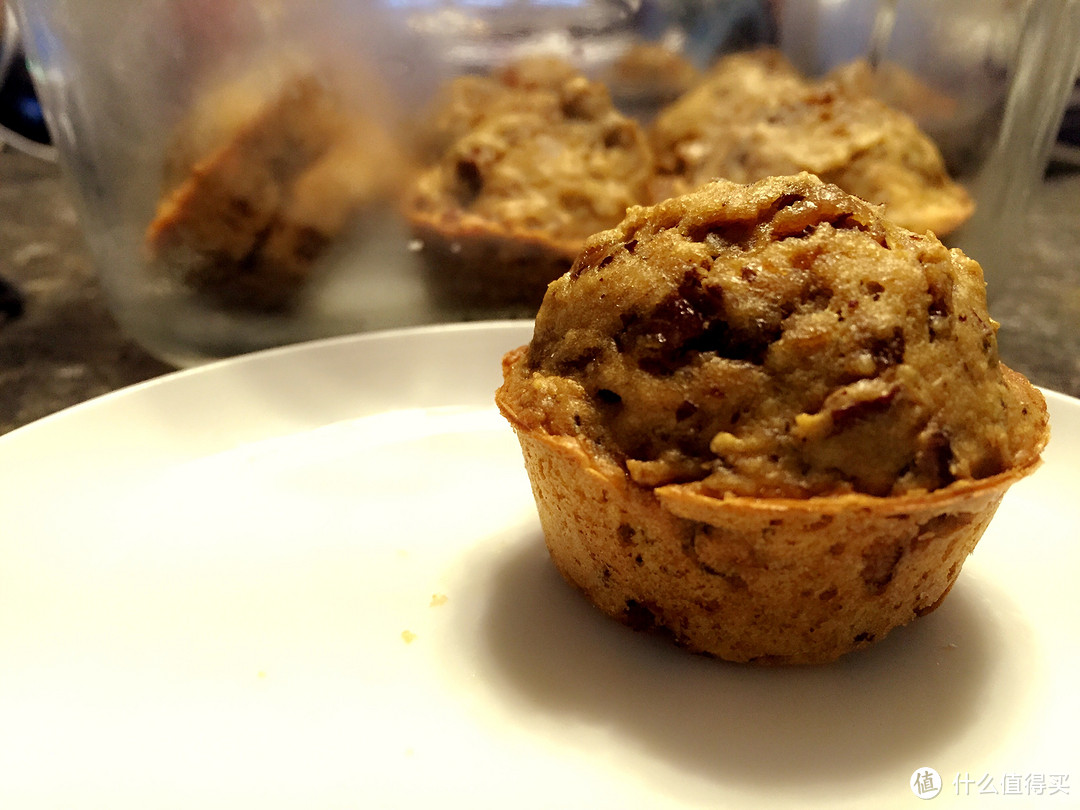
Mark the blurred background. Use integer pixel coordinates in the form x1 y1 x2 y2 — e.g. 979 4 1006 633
1 0 1078 433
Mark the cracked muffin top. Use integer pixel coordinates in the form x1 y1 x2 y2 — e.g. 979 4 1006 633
503 173 1047 498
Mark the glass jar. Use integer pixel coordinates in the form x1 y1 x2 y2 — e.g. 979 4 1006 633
9 0 1079 364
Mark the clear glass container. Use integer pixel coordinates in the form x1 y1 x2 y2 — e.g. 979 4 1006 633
9 0 1079 364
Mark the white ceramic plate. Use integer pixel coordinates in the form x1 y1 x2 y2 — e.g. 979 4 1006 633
1 321 1077 809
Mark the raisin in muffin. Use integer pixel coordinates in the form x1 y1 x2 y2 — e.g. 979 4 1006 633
496 173 1048 664
651 49 973 236
406 57 654 314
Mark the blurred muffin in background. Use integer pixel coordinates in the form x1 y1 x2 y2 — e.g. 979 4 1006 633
651 48 974 236
603 41 701 119
147 68 408 312
406 56 654 314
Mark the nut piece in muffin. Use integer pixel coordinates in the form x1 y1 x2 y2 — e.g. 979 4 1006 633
651 48 974 236
406 56 654 313
497 173 1048 664
147 72 407 312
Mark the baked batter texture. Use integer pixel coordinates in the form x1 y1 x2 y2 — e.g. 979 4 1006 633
498 173 1048 663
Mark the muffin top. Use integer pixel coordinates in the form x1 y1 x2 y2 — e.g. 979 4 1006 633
503 173 1047 498
650 49 973 236
409 57 654 246
418 56 586 159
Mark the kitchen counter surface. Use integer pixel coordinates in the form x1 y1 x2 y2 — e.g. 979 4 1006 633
1 146 1078 436
0 148 172 434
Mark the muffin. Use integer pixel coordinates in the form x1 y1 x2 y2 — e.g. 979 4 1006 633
496 173 1048 664
825 59 958 130
650 49 974 236
415 55 586 161
603 42 701 119
406 57 654 313
147 73 407 312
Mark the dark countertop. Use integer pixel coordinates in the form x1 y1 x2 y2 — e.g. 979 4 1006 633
1 146 1079 436
990 166 1080 399
0 148 173 434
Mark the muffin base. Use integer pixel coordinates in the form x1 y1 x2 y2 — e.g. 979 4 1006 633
407 210 578 317
498 366 1045 665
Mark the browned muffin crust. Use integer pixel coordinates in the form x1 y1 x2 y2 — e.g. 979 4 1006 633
513 173 1042 498
500 372 1040 663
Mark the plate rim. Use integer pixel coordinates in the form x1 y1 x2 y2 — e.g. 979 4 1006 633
2 317 1076 462
0 319 537 448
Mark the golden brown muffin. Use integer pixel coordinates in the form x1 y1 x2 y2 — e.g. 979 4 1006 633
651 49 973 236
406 57 654 313
496 173 1048 664
416 56 586 161
147 73 407 312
